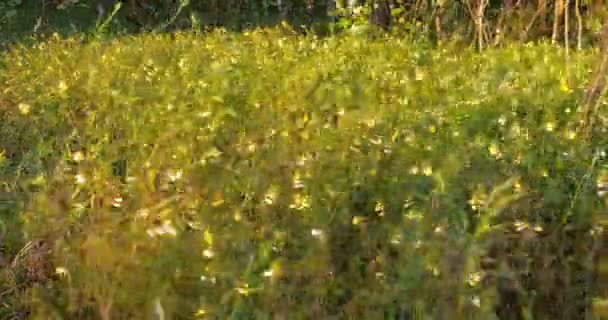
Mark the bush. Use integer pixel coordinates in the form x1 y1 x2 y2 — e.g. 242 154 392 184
0 29 606 318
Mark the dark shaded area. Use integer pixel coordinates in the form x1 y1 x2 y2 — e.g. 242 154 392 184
2 0 608 50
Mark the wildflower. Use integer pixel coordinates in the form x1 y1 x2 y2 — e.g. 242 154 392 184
203 249 215 258
422 165 433 176
17 103 31 115
75 174 87 185
311 228 323 238
55 267 69 277
72 151 84 162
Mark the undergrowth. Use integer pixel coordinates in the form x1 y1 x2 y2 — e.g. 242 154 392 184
0 28 606 319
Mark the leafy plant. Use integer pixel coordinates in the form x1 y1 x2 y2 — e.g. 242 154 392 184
0 27 606 319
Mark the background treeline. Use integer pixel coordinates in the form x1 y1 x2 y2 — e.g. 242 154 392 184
1 0 608 47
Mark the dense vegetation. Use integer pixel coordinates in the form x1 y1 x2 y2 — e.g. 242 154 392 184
2 0 608 48
0 27 606 318
1 1 608 319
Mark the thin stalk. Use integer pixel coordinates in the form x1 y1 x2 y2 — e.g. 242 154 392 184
94 1 122 36
579 23 608 141
575 0 582 50
520 4 546 42
565 0 570 57
477 0 486 50
153 0 190 32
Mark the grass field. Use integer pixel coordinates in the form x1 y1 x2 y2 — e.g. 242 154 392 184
1 5 607 319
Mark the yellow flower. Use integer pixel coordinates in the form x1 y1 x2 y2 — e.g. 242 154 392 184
559 78 570 92
18 103 31 115
488 143 500 157
422 165 433 176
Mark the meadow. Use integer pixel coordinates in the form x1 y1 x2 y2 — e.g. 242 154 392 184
1 1 608 319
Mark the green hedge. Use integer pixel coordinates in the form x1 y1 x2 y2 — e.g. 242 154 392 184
0 29 606 319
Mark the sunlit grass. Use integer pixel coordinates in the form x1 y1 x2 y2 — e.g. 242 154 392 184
0 28 606 319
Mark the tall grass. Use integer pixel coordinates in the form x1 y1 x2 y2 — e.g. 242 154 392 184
0 28 606 319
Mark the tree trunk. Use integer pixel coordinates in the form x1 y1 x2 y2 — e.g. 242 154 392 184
370 0 392 30
552 0 565 44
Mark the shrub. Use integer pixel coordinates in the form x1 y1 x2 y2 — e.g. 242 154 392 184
0 29 606 318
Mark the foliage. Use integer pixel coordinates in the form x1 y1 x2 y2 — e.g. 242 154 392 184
0 28 607 318
1 0 608 49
